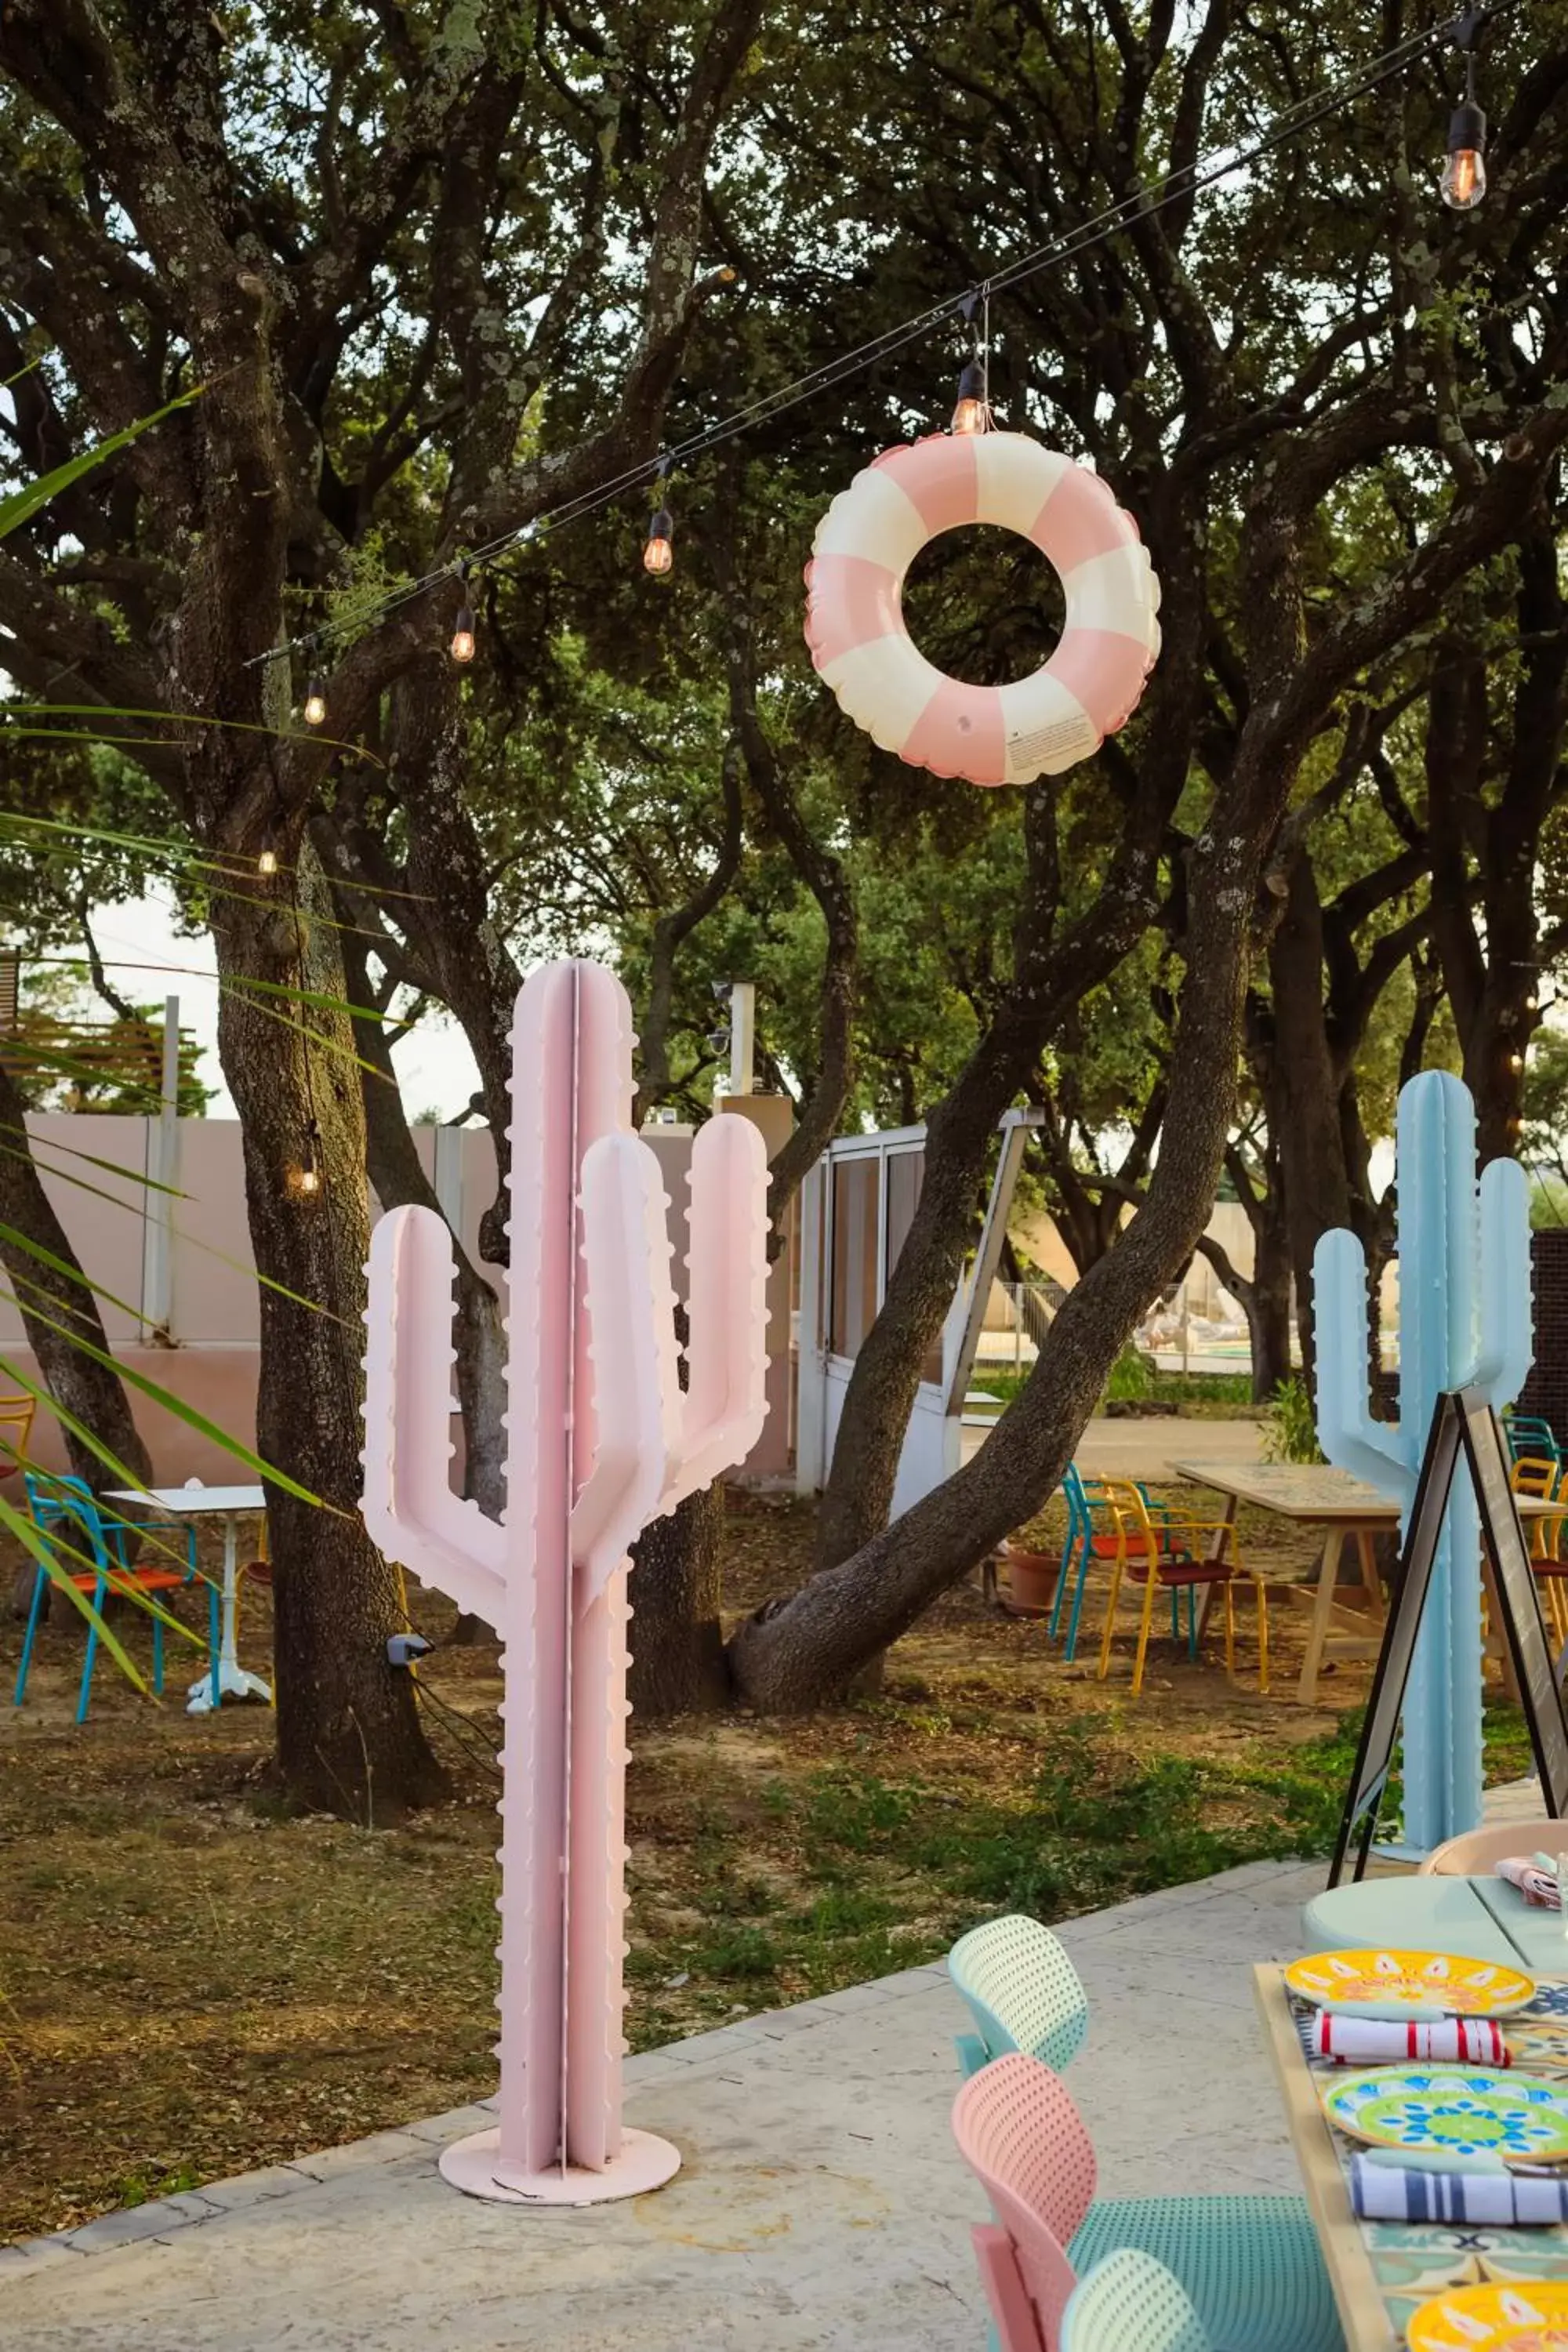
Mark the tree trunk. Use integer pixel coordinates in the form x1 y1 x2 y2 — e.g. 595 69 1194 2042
211 839 445 1820
1247 1202 1295 1400
727 792 1269 1708
627 1484 730 1717
0 1054 155 1612
1266 849 1351 1388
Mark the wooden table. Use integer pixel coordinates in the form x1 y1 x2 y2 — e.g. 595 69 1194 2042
1254 1964 1397 2351
1257 1957 1568 2347
1172 1461 1397 1704
1172 1462 1560 1706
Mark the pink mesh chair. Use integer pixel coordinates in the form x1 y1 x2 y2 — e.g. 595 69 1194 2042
953 2051 1083 2352
952 2053 1342 2352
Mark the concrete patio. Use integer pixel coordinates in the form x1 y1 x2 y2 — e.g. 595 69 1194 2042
0 1855 1329 2352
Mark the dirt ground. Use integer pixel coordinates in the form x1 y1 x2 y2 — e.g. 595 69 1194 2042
0 1483 1529 2244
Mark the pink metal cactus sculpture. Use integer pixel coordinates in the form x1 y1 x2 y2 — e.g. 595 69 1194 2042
362 959 769 2205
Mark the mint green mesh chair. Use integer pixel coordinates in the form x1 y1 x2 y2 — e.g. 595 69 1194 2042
948 1914 1089 2080
952 2053 1343 2352
1063 2252 1211 2352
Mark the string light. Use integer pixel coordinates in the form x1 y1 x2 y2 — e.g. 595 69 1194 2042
951 291 993 434
643 460 673 576
257 840 278 877
450 563 477 664
1510 1051 1525 1071
1441 6 1488 209
303 673 328 727
289 1122 321 1199
240 2 1523 677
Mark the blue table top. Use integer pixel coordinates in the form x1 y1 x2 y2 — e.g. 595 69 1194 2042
1305 1871 1568 1972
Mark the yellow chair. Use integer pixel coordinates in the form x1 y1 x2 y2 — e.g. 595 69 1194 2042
1510 1454 1568 1641
0 1391 34 1485
1094 1479 1269 1698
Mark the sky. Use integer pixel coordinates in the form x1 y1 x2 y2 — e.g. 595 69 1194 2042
86 887 482 1122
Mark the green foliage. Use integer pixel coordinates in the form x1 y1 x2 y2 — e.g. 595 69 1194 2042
1103 1344 1156 1403
1263 1375 1326 1465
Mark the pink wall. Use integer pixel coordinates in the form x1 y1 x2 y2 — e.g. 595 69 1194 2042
5 1107 797 1488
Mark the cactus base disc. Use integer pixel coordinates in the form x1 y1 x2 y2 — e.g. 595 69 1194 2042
439 2126 681 2205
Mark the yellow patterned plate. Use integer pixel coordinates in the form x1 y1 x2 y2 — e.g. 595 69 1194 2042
1406 2280 1568 2350
1286 1948 1536 2016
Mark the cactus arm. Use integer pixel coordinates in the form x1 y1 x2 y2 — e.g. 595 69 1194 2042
660 1113 772 1515
1465 1156 1533 1403
1312 1228 1414 1499
570 1133 683 1602
361 1205 506 1625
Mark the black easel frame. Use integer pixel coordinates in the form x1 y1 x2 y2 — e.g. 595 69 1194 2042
1327 1388 1568 1886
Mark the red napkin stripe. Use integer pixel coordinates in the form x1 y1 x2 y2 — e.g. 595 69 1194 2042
1307 2013 1509 2064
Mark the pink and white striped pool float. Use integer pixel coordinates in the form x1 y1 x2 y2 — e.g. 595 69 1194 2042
804 431 1161 789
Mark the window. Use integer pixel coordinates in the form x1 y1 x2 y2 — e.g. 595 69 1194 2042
829 1157 879 1359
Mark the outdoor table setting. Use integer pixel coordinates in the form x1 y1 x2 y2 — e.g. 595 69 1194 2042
1171 1461 1563 1707
1258 1913 1568 2350
103 1481 270 1715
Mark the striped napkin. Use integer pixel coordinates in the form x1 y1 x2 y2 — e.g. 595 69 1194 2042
1303 2011 1510 2066
1349 2152 1568 2225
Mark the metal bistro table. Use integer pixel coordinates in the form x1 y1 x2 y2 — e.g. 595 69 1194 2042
105 1483 270 1714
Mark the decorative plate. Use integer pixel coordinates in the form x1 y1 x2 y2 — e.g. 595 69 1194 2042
1287 1948 1537 2016
1406 2279 1568 2350
1323 2066 1568 2161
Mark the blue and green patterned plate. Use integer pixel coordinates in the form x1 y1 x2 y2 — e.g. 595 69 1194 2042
1324 2066 1568 2162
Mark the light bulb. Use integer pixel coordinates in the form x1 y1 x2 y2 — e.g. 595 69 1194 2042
951 358 990 435
257 845 278 877
1510 1051 1525 1072
297 1165 319 1195
303 674 327 726
1441 100 1487 210
643 506 674 576
450 603 476 663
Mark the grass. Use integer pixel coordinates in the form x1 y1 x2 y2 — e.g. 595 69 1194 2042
971 1367 1258 1416
0 1490 1541 2241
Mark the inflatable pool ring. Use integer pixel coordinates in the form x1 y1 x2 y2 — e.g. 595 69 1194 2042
804 432 1160 789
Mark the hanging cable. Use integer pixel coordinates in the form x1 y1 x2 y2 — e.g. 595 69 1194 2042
245 0 1524 673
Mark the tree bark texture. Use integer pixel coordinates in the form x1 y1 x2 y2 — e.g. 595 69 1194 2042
212 842 445 1819
627 1483 730 1718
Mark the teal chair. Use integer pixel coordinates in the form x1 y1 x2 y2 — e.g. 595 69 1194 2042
1047 1466 1094 1659
948 1913 1089 2080
14 1472 215 1724
1062 2251 1211 2352
1050 1472 1191 1664
1506 1410 1562 1466
953 2054 1343 2352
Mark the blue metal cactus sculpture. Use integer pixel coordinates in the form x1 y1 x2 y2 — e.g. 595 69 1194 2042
1313 1071 1534 1852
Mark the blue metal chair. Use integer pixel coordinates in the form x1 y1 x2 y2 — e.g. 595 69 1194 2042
1051 1472 1216 1668
1506 1410 1562 1465
14 1473 216 1724
948 1912 1089 2081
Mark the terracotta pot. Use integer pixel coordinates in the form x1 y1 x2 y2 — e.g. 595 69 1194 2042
1001 1548 1060 1620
